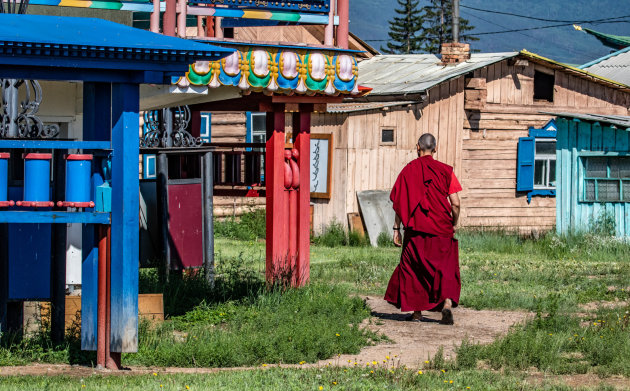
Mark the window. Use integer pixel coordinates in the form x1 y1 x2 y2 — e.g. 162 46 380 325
380 127 395 145
582 157 630 202
533 70 554 102
533 140 556 189
249 112 267 145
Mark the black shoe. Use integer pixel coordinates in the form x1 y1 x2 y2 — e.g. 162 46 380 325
439 308 454 325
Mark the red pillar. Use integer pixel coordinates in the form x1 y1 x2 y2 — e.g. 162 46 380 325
265 106 289 283
96 226 107 368
294 108 311 285
337 0 349 49
104 226 122 370
164 0 177 36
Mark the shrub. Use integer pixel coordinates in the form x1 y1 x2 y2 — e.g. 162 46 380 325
313 221 348 247
377 231 394 247
214 209 266 241
348 230 369 247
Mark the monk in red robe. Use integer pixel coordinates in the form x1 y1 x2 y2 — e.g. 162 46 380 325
384 133 462 325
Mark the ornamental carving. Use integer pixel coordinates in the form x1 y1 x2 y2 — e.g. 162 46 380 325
175 46 359 96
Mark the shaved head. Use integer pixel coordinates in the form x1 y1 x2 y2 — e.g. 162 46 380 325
418 133 437 152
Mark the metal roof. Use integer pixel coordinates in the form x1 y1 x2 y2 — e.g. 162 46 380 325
327 101 416 113
543 112 630 130
579 47 630 87
0 14 233 70
357 52 518 96
581 27 630 50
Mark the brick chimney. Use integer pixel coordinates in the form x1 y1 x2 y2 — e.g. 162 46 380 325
440 43 470 65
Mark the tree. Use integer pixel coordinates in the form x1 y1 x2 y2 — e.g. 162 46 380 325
420 0 478 54
382 0 426 54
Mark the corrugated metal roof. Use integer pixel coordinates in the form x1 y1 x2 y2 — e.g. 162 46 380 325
327 101 416 113
580 47 630 87
543 112 630 130
581 27 630 50
357 52 518 96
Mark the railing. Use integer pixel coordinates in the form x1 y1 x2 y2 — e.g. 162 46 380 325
210 142 266 197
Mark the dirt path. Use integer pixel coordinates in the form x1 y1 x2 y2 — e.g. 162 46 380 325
315 296 531 368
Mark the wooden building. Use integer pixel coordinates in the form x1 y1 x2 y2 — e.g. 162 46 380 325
551 113 630 237
309 48 630 234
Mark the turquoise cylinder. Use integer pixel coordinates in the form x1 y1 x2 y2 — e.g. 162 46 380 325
0 153 9 202
65 154 93 203
23 153 52 202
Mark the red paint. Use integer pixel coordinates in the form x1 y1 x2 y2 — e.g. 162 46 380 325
23 153 52 160
0 153 10 159
57 201 95 208
15 201 54 207
288 185 297 285
294 110 311 285
289 158 300 189
336 0 349 48
283 160 292 189
265 108 289 283
168 183 203 269
104 226 121 370
164 0 177 36
0 201 14 207
97 225 107 368
245 189 260 197
65 154 93 161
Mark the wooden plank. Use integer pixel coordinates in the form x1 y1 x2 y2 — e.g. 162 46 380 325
463 139 518 150
465 178 516 189
466 207 556 217
555 72 568 106
469 130 529 140
347 212 365 236
463 196 555 208
479 103 627 115
454 77 465 178
463 150 516 159
486 63 495 103
463 168 516 179
447 79 458 166
464 216 556 226
110 82 140 353
465 77 486 89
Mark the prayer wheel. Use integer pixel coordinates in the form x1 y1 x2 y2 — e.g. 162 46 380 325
19 153 53 207
59 154 94 208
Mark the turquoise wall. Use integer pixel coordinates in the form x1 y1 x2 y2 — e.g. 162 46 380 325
556 117 630 237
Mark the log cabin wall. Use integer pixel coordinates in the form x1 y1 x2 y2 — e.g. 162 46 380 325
461 58 630 233
311 78 465 233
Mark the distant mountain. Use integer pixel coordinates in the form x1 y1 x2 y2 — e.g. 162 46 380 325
349 0 630 65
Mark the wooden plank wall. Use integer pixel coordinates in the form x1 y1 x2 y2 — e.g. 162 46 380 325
556 118 630 237
461 59 630 234
311 79 465 233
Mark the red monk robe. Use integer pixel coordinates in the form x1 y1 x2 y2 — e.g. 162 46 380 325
384 155 462 313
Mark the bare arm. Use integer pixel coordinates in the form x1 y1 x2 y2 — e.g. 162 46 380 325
449 192 460 227
393 214 402 247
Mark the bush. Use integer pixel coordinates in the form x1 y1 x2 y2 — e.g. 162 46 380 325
348 230 369 247
214 209 266 241
377 231 394 247
313 221 348 247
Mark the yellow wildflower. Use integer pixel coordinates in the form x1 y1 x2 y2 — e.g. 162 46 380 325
262 364 268 367
319 387 323 391
372 361 377 365
335 333 340 337
418 370 423 375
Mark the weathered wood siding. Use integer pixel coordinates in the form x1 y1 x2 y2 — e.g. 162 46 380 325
311 79 465 232
460 59 630 233
556 118 630 237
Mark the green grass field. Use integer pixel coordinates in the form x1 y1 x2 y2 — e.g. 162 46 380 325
1 219 629 390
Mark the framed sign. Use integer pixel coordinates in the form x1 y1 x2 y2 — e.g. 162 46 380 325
310 133 333 199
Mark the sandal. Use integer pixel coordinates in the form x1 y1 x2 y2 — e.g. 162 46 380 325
439 308 454 325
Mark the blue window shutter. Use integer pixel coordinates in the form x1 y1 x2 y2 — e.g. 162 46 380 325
200 112 211 142
517 137 535 192
245 111 252 143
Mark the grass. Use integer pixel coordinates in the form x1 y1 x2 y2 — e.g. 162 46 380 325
0 368 594 390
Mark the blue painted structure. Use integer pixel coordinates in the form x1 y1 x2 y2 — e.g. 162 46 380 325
552 113 630 237
0 13 233 353
517 120 558 203
23 154 52 202
65 155 93 204
0 154 8 202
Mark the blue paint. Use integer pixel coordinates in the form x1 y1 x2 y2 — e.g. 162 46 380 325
23 154 51 202
81 225 98 351
0 140 110 150
527 189 556 204
0 154 8 202
65 156 92 203
109 83 140 353
0 211 110 224
554 114 630 237
516 137 535 192
8 223 51 300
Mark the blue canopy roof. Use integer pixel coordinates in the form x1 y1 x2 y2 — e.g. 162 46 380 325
0 14 234 83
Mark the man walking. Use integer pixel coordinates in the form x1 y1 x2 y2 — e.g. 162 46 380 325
384 133 462 325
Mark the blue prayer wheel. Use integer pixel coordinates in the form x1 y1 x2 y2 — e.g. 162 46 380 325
23 153 52 203
0 153 9 203
64 154 93 204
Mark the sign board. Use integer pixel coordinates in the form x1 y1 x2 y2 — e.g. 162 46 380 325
310 133 332 199
187 0 330 13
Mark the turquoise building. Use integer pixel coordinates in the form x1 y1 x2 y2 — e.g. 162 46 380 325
552 113 630 237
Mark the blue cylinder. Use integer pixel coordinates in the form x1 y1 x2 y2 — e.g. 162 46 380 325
65 154 93 203
23 153 52 202
0 153 9 202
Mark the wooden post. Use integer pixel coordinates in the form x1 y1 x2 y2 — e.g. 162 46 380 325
202 151 214 287
294 108 311 285
109 83 140 358
0 223 7 337
337 0 349 48
51 150 67 345
324 0 335 46
164 0 177 36
150 0 160 33
177 0 186 38
96 225 107 368
265 105 288 283
81 83 110 352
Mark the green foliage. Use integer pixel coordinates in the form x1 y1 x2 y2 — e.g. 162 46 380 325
348 230 369 247
590 209 617 236
313 221 348 247
382 0 425 54
214 209 266 241
127 284 378 367
455 304 630 377
419 0 478 54
376 231 394 247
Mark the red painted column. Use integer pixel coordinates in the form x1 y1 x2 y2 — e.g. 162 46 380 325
337 0 349 49
164 0 177 36
294 108 311 285
105 226 122 370
265 106 288 283
96 225 107 368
